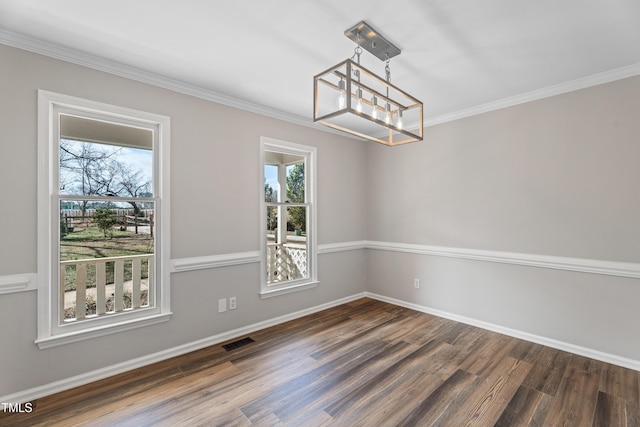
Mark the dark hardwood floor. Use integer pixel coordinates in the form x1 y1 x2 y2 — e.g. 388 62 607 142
2 298 639 426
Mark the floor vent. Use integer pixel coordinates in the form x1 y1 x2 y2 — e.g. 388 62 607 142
222 337 255 351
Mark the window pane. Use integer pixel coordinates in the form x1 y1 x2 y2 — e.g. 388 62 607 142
264 164 279 202
60 200 155 322
265 205 309 284
286 163 305 203
59 139 153 197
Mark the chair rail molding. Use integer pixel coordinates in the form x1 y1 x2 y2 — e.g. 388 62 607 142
171 251 261 273
365 240 640 279
0 273 38 294
170 242 369 274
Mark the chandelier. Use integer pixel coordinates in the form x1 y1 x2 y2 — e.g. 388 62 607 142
313 21 423 146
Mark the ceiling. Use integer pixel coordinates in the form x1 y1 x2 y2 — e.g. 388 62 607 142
1 0 640 131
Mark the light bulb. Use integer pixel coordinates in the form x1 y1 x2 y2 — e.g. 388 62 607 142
385 103 392 124
337 79 346 110
371 96 378 120
355 88 363 113
397 109 404 129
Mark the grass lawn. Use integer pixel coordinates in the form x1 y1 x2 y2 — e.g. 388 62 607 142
61 225 153 261
61 225 153 292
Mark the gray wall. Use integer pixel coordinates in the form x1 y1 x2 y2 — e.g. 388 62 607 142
1 41 639 399
366 76 640 360
0 44 367 397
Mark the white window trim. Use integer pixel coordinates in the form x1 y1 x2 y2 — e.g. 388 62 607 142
36 90 172 349
260 137 318 298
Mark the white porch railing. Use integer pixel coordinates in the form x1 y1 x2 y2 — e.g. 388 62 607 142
266 243 307 284
60 254 154 322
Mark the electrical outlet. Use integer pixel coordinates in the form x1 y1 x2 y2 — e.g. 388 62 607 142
218 298 227 313
414 278 420 289
229 297 237 310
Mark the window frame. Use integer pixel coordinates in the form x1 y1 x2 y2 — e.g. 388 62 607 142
36 90 172 349
260 137 318 298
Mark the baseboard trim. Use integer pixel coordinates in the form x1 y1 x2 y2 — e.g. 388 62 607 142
5 290 638 403
0 292 366 404
365 240 640 279
366 292 640 371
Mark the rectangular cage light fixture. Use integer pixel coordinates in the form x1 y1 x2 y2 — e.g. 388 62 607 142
313 21 423 146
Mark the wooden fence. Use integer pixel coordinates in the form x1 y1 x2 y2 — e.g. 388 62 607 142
61 209 154 235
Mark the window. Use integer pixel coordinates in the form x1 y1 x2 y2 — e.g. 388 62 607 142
37 91 171 348
260 137 317 297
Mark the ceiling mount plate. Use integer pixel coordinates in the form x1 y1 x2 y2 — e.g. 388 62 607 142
344 20 401 61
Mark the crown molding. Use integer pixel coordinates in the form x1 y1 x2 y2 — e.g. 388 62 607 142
2 29 639 134
424 62 640 127
0 29 353 138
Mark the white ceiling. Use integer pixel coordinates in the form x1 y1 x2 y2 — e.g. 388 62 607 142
2 0 640 129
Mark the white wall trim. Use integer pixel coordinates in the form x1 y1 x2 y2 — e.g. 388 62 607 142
0 273 37 294
169 242 368 274
366 292 640 372
171 251 260 273
5 241 634 294
0 243 368 294
2 29 639 135
6 290 639 403
35 90 173 347
424 62 640 127
318 240 368 254
0 292 366 404
365 240 640 279
0 29 349 139
35 313 173 350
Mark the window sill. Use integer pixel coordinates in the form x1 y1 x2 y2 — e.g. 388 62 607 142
259 281 318 299
35 312 172 349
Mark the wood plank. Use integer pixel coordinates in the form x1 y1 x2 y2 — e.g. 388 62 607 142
544 366 601 426
436 357 532 426
147 256 154 305
75 263 86 320
494 385 554 427
522 345 571 396
593 391 624 427
2 297 638 427
114 259 124 312
132 257 141 308
600 363 640 403
239 339 391 423
396 369 479 426
324 339 454 425
95 261 106 315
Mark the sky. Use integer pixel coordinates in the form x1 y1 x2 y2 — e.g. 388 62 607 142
264 164 279 193
59 139 153 195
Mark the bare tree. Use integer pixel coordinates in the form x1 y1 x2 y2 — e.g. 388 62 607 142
59 140 151 217
111 161 151 215
60 140 123 217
